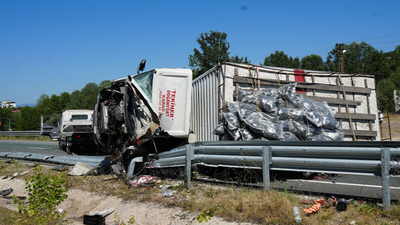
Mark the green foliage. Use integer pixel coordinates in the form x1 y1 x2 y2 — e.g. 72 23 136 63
197 206 216 223
12 166 69 225
326 42 378 74
113 213 135 225
65 80 111 110
263 50 300 68
300 54 326 71
0 107 13 131
230 55 251 64
377 67 400 112
189 30 230 78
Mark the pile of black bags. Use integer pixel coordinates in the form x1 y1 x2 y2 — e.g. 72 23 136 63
213 83 343 141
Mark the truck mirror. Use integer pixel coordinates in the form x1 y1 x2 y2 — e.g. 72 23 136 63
137 59 146 74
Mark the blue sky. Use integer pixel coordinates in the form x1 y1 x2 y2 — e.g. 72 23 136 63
1 0 400 106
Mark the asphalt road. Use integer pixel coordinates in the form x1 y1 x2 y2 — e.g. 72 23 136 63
0 140 67 156
1 140 400 202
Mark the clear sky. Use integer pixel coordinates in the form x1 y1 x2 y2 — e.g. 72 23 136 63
1 0 400 106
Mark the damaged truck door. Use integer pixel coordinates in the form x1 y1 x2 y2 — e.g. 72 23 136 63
93 65 192 177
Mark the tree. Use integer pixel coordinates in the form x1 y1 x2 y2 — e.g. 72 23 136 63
300 54 326 71
230 55 251 64
377 67 400 112
189 31 230 78
326 42 378 74
0 107 13 131
263 50 300 68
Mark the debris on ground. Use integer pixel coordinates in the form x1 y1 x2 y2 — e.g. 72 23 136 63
335 198 348 211
52 165 69 171
0 188 13 197
68 162 93 176
302 197 338 214
83 208 115 225
130 175 161 187
157 186 175 197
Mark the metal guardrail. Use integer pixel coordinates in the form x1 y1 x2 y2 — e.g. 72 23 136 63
0 131 41 136
146 141 400 210
0 152 109 168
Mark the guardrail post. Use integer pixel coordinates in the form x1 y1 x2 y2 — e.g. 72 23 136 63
185 144 194 189
381 148 390 210
262 146 272 191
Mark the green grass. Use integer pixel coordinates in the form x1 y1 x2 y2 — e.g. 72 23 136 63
0 207 22 225
0 136 52 141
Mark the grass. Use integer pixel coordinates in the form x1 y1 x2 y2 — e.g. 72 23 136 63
0 136 52 141
1 161 400 224
0 207 22 225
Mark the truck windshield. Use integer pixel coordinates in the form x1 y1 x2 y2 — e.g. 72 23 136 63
71 115 88 120
133 71 153 101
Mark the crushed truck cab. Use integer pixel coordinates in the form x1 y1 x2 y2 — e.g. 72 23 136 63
93 68 192 157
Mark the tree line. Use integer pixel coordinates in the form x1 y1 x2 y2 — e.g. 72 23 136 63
189 31 400 112
0 80 111 131
1 30 400 131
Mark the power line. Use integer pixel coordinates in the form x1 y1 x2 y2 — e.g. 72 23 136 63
369 39 400 46
343 32 400 44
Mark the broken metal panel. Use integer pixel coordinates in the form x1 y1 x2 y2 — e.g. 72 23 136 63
0 152 108 167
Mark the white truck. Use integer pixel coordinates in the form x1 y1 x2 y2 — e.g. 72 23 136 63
93 60 192 158
41 109 95 154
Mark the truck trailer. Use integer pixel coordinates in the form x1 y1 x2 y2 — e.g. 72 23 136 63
191 61 380 142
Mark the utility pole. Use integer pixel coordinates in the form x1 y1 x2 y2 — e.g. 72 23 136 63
337 43 345 73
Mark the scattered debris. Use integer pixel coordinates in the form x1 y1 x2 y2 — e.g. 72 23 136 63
303 199 323 214
4 159 13 163
335 198 348 211
158 186 175 197
68 162 93 176
83 209 115 225
20 171 29 176
130 175 160 187
26 162 40 167
43 155 55 161
52 165 69 171
103 175 118 181
0 188 13 197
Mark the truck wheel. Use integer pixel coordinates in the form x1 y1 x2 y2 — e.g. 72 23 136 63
66 146 72 154
59 141 66 151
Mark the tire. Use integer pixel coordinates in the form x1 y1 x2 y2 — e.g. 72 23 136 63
59 140 66 151
66 146 72 154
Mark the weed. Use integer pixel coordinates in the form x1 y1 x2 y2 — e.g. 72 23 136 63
113 212 135 225
12 165 69 225
197 206 216 223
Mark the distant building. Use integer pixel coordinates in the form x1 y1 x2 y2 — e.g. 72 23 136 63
1 100 17 109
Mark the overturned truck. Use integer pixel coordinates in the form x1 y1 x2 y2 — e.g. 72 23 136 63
93 62 192 178
94 61 382 181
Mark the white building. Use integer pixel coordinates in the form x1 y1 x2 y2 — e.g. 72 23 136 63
1 100 17 109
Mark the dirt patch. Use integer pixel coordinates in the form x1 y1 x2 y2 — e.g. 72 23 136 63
0 178 251 225
381 114 400 141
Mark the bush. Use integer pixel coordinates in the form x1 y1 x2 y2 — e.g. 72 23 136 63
13 166 69 225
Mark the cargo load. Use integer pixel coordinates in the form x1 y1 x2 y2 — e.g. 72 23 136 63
191 62 380 142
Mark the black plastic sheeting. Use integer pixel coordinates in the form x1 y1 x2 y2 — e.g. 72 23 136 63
214 83 343 141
